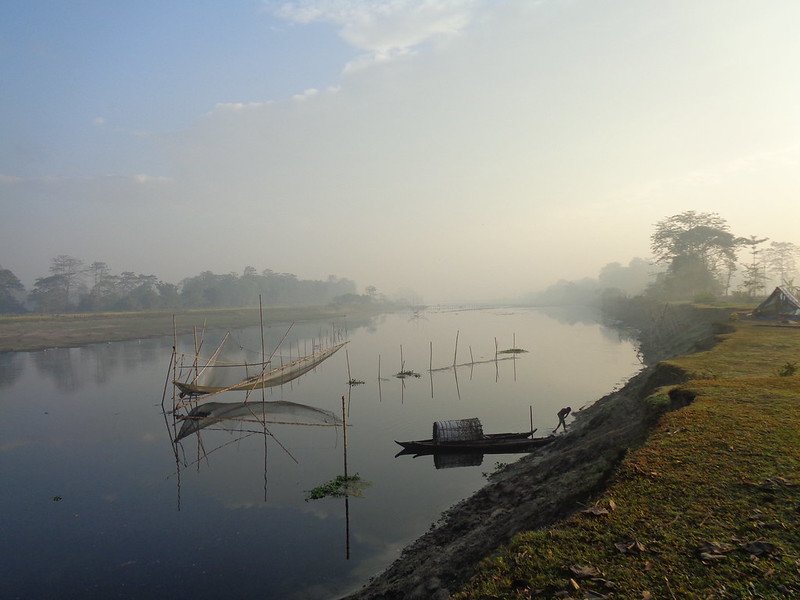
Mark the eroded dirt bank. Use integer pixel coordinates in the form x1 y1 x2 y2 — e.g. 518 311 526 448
342 303 734 600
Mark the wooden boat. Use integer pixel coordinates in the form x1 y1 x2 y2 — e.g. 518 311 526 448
395 431 555 454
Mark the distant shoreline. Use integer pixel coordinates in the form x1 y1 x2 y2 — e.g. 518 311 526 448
0 305 389 353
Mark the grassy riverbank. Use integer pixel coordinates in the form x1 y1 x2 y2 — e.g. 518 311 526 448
455 317 800 599
0 305 380 353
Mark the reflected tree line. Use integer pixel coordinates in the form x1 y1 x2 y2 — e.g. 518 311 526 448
0 257 374 314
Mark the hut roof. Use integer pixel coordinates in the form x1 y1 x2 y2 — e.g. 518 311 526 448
751 286 800 319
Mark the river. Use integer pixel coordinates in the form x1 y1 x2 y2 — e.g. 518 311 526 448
0 306 640 600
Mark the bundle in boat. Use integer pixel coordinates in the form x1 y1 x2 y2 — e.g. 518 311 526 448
433 418 483 442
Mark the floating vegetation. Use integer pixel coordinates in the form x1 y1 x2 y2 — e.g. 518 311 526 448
395 370 421 378
498 348 527 354
347 378 365 386
305 474 370 501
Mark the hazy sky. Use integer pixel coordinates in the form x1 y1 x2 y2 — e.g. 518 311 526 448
2 1 799 303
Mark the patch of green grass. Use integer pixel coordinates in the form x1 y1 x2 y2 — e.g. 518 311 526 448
775 361 798 377
305 474 370 501
455 318 800 599
665 319 800 380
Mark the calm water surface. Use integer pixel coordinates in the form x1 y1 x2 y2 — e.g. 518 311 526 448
0 306 640 600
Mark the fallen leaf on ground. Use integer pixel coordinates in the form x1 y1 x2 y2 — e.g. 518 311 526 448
700 541 735 555
740 540 776 556
615 540 646 554
569 565 601 579
581 506 609 516
582 591 610 599
700 552 727 562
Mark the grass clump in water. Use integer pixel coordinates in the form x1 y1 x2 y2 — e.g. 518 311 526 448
395 370 421 378
305 474 370 501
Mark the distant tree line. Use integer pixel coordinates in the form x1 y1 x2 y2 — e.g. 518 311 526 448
0 257 372 314
528 211 800 306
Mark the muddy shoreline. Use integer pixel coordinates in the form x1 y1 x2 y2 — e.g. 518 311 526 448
341 303 733 600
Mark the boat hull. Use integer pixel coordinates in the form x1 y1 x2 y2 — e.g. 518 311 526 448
395 432 554 455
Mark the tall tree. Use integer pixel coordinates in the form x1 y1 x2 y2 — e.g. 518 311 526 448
87 261 109 287
0 266 26 313
649 211 742 299
49 254 85 308
764 241 800 290
740 235 769 297
30 274 70 312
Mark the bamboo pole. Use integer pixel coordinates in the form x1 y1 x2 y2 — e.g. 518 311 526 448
495 337 499 382
171 314 177 409
453 330 459 367
259 295 266 403
344 391 351 560
193 326 199 380
161 345 175 411
378 355 383 403
341 396 348 478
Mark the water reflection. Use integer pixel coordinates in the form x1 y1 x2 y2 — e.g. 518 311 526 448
0 352 22 388
1 306 642 600
172 400 342 441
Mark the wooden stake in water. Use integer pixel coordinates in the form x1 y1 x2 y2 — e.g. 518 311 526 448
530 405 534 435
341 394 350 560
259 295 266 403
341 396 348 478
453 330 459 367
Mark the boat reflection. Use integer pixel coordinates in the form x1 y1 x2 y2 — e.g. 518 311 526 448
395 444 552 470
